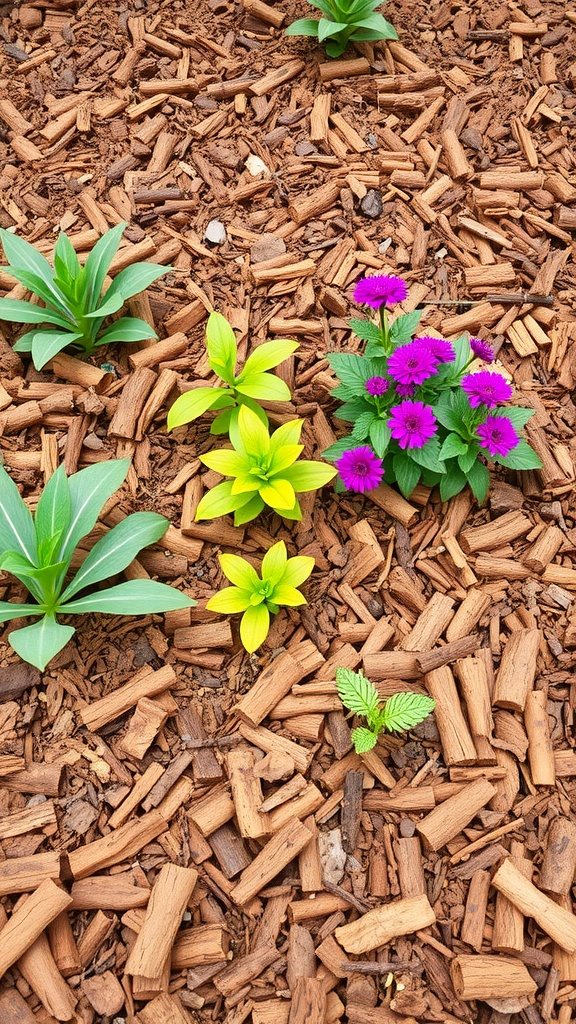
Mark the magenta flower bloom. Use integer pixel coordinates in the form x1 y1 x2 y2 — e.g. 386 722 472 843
365 376 389 396
462 371 512 409
416 336 455 363
395 383 415 397
477 416 520 457
470 338 495 363
388 401 437 450
336 446 384 492
387 341 439 387
353 275 408 309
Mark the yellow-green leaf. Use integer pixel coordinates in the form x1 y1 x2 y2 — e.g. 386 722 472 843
240 603 270 653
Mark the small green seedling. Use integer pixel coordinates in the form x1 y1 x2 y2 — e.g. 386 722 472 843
0 222 168 370
206 541 314 653
336 667 436 753
286 0 397 58
196 404 337 526
167 312 298 436
0 459 195 671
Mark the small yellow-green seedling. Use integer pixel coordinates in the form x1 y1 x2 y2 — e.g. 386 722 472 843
167 311 298 436
336 666 436 753
206 541 314 653
286 0 397 58
195 404 337 526
0 223 167 369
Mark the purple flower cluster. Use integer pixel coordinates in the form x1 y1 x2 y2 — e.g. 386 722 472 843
388 401 437 450
477 416 519 457
387 341 438 387
353 275 408 309
470 338 495 363
336 447 384 492
365 376 388 396
462 371 512 409
415 336 455 363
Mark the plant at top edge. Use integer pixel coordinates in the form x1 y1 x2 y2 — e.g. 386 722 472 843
321 274 543 504
0 222 168 371
0 458 195 671
167 311 299 437
206 541 314 653
336 667 436 754
195 404 337 526
286 0 397 58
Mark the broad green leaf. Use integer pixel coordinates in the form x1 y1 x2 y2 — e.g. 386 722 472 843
279 554 314 588
392 454 421 499
83 292 125 319
267 444 304 476
0 601 43 624
195 481 253 520
219 553 260 591
439 461 467 502
61 579 195 614
439 432 468 461
237 405 271 457
260 541 288 587
59 512 169 602
9 615 75 671
268 418 303 453
0 465 37 563
200 449 248 476
466 459 490 503
168 387 229 430
4 556 67 606
268 584 307 607
31 330 84 370
285 17 320 34
81 222 126 311
409 438 445 474
0 229 72 316
322 437 355 462
240 603 270 653
230 474 261 496
389 310 422 344
318 16 348 39
0 298 73 328
325 36 348 55
94 317 156 345
102 262 168 305
240 339 298 378
352 411 376 442
351 14 398 37
0 551 46 603
260 478 296 511
235 373 292 402
336 667 380 719
380 692 436 733
206 586 252 613
458 445 480 475
54 230 81 284
369 419 391 458
351 726 378 753
4 267 73 319
233 493 265 526
349 319 382 344
59 459 130 564
498 406 536 431
281 461 338 492
206 311 237 385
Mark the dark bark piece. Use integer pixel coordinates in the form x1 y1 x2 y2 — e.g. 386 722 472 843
341 770 363 854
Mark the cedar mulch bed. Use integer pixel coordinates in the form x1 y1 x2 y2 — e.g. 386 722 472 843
1 0 576 1021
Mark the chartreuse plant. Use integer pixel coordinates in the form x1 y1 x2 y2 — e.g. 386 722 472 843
0 459 195 671
206 541 314 653
195 404 337 526
286 0 397 58
0 222 168 370
167 312 298 436
323 274 542 503
336 667 436 754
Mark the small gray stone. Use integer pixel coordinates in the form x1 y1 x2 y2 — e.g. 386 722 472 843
319 828 347 885
294 141 317 156
203 219 227 245
367 133 378 149
250 232 286 263
360 189 383 219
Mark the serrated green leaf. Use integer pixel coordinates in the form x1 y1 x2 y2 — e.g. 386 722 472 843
350 726 378 753
336 666 380 719
349 319 382 344
379 692 436 733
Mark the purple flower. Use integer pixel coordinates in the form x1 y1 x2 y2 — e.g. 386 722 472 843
470 337 495 363
416 335 455 363
353 275 408 309
387 341 439 387
477 416 520 457
365 376 389 396
462 371 512 409
336 446 384 492
388 401 437 450
395 383 415 397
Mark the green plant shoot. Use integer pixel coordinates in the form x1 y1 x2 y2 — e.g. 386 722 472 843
336 667 436 753
206 541 314 653
0 222 168 370
286 0 397 58
0 459 195 671
195 404 337 526
167 312 298 436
